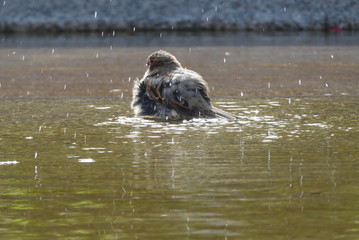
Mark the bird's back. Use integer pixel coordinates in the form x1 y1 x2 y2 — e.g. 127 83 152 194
132 50 238 120
145 68 215 119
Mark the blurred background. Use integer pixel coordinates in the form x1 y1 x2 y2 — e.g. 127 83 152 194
1 0 358 33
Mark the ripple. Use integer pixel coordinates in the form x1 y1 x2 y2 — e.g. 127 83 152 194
93 98 347 144
305 123 329 128
78 158 96 163
95 111 293 142
0 161 19 165
94 107 111 110
82 147 106 151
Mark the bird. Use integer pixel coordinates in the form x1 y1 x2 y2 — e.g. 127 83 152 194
131 50 238 120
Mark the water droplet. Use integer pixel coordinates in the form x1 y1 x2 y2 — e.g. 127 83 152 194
268 82 271 88
109 45 113 51
206 17 209 22
22 55 25 61
128 77 131 82
159 32 163 38
240 92 244 97
133 27 136 32
64 84 67 90
34 166 38 179
34 152 38 158
298 79 302 85
288 98 291 104
51 49 55 54
283 6 286 12
110 88 120 93
3 1 6 6
223 58 226 63
96 53 99 58
94 11 97 18
112 30 116 36
331 54 334 59
325 83 329 87
319 75 322 79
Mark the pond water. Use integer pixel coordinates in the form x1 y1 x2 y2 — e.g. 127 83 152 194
0 32 358 239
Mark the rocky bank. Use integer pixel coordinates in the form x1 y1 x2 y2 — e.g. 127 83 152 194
0 0 358 32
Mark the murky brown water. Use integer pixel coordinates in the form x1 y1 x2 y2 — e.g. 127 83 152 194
1 32 359 98
0 33 358 239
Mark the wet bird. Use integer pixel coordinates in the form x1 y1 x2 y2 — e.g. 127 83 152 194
131 50 237 120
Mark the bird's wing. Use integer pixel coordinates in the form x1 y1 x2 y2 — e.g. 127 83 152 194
159 70 216 118
145 75 169 101
144 69 239 119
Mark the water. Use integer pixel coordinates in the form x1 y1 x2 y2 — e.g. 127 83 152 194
0 32 359 239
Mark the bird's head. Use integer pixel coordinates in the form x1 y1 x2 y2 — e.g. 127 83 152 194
146 50 181 73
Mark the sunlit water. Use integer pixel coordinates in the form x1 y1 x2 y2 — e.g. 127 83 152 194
0 33 359 239
1 97 358 239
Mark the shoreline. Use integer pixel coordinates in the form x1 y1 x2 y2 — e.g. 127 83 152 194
1 32 359 48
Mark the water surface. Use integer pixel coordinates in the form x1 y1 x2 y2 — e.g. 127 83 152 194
0 33 358 239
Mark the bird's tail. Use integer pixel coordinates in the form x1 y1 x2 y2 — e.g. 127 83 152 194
212 106 239 119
